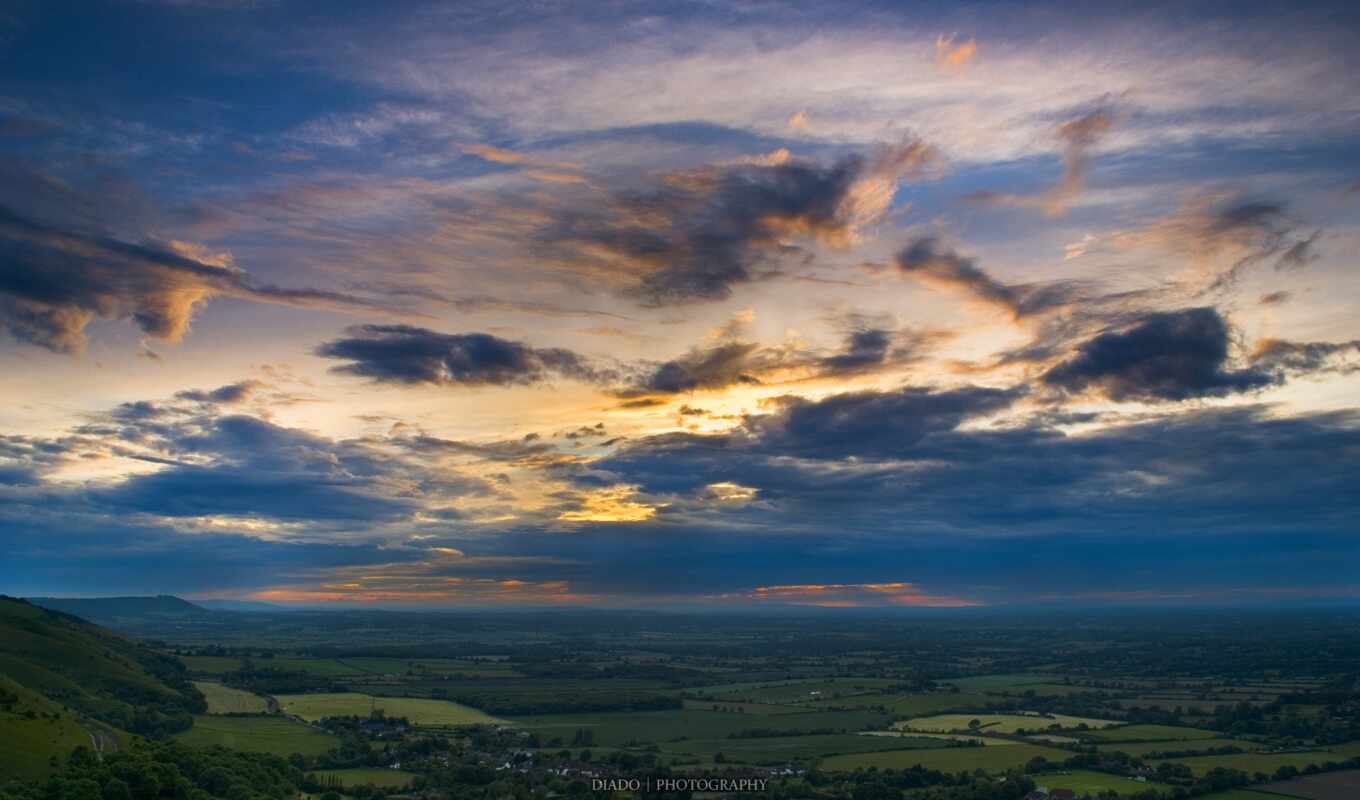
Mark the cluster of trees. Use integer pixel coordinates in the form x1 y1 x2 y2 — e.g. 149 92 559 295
0 742 301 800
220 660 337 696
446 688 680 715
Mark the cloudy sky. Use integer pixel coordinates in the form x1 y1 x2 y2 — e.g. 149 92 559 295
2 0 1358 608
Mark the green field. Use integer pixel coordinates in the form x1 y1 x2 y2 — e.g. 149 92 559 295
194 681 269 714
808 692 993 715
1034 770 1170 796
1096 738 1257 756
174 714 339 756
658 733 949 764
822 742 1070 772
275 692 501 725
310 768 417 788
178 655 244 675
694 678 904 704
683 699 806 715
513 707 891 747
1196 792 1283 800
943 674 1059 691
1162 749 1360 776
861 731 1020 746
1087 723 1221 741
897 712 1116 734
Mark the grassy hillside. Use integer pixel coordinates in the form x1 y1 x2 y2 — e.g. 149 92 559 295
0 674 92 782
26 595 209 621
0 596 204 737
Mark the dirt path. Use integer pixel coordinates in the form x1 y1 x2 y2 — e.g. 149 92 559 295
82 723 119 759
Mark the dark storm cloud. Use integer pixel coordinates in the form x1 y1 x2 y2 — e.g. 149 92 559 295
537 141 938 305
0 205 385 353
895 237 1081 320
1040 307 1275 402
316 324 611 387
746 385 1021 459
588 399 1360 550
1 404 492 527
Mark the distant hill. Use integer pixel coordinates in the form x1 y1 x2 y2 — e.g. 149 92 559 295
0 595 205 779
196 598 289 612
27 594 209 621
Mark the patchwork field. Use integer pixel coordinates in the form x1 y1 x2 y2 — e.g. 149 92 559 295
658 733 948 764
691 678 905 704
310 768 417 788
1033 769 1170 796
1162 748 1360 777
514 707 891 747
194 681 269 714
820 742 1071 772
1086 724 1222 741
1095 737 1257 756
174 714 338 756
1256 769 1360 800
861 730 1020 746
178 655 244 675
274 692 502 725
896 712 1116 734
806 692 993 715
942 674 1059 691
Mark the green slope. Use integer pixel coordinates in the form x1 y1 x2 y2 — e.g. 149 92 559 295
0 674 93 782
0 596 205 740
27 595 209 622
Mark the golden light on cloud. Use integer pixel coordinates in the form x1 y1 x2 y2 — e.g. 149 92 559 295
742 581 981 608
706 481 758 502
558 484 660 523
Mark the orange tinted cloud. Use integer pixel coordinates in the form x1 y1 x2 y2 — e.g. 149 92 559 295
935 34 977 69
740 581 981 608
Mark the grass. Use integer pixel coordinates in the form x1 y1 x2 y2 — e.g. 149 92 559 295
174 714 338 756
0 672 116 780
1086 724 1221 742
1095 738 1257 756
897 712 1117 734
512 707 891 747
178 655 244 675
943 674 1059 691
821 742 1071 772
1034 770 1170 796
274 692 502 725
861 731 1021 746
694 678 904 704
310 768 417 788
806 692 993 715
1196 792 1283 800
683 699 807 715
194 681 268 714
657 733 950 765
1160 750 1357 777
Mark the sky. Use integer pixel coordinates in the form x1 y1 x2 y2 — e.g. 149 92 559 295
1 0 1358 609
